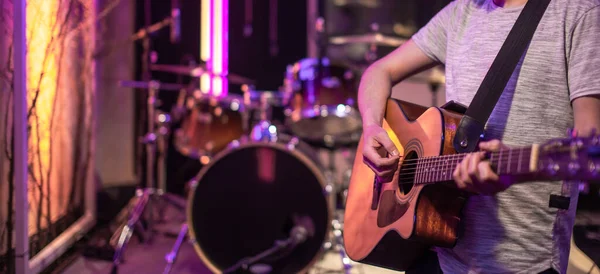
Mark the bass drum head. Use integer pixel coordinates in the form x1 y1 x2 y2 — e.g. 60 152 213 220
187 135 331 273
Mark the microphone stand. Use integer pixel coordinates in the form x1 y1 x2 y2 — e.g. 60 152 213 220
92 15 173 59
222 236 299 274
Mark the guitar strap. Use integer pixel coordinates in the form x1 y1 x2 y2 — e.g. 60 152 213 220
452 0 552 153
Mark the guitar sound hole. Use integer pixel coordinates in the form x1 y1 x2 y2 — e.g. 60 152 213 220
398 151 418 195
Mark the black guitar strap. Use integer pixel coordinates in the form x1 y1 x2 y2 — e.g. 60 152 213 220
453 0 552 153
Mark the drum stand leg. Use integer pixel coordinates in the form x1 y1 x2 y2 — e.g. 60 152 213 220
111 86 185 273
163 224 188 274
322 150 353 274
110 188 185 274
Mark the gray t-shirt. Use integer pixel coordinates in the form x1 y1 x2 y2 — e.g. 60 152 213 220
411 0 600 273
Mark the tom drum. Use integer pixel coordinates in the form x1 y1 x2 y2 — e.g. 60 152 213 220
284 57 362 148
174 93 248 159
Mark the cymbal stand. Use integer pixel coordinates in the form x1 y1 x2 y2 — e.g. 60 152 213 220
430 83 441 107
111 82 185 274
249 92 279 142
109 12 184 273
322 149 353 274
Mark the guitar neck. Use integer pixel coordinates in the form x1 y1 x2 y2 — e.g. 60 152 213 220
411 144 540 185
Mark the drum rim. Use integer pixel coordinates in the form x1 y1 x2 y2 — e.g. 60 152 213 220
173 128 211 159
289 104 361 121
186 136 333 274
193 93 248 111
284 106 363 145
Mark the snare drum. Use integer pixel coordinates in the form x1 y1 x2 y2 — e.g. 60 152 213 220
285 58 362 148
174 93 248 159
186 134 332 273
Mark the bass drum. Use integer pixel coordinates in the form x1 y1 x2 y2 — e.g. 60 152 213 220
187 134 332 273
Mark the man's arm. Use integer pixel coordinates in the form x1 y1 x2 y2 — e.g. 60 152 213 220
572 95 600 136
358 39 438 127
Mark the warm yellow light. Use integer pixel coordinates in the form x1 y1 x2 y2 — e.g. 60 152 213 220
200 0 212 94
200 73 211 94
212 76 223 97
26 0 59 236
200 0 211 62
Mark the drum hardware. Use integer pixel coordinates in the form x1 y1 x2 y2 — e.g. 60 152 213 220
320 149 353 274
222 223 313 273
111 80 186 274
163 223 188 274
149 63 256 85
243 88 290 142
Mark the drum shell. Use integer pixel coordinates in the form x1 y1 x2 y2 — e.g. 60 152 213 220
174 95 248 158
186 134 332 273
285 58 363 148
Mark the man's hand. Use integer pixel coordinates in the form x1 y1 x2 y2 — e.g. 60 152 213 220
362 125 400 181
452 139 513 195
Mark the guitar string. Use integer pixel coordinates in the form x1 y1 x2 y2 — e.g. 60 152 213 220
396 153 534 173
386 149 534 170
392 153 536 177
397 151 533 169
385 148 533 165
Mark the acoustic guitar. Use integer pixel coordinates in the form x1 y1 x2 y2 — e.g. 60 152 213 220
343 98 600 271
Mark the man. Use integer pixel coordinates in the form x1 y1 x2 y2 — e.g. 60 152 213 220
358 0 600 273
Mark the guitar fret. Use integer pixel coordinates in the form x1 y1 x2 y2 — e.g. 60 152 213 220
498 150 503 174
441 157 445 181
432 157 436 183
425 157 429 184
436 158 441 182
517 148 523 173
433 157 440 182
415 159 423 183
423 159 426 184
416 159 422 185
507 149 512 174
432 157 437 183
425 158 428 184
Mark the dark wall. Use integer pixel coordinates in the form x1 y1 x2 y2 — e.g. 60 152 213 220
229 1 307 91
131 0 451 195
132 0 308 194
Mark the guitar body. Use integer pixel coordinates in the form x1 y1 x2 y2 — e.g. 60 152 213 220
343 98 469 271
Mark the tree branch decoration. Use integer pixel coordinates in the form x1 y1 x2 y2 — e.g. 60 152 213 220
0 0 122 272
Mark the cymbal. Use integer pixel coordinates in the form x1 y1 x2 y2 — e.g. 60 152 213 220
329 33 406 47
407 66 445 85
150 64 256 85
339 61 445 85
118 80 187 91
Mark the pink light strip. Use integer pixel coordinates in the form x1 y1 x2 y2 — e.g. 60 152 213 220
222 0 229 97
210 0 228 97
200 0 212 94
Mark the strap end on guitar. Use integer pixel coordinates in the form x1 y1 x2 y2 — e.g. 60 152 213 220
453 115 485 153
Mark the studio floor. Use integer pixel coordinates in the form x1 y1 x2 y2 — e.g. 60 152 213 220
54 186 600 274
58 194 399 274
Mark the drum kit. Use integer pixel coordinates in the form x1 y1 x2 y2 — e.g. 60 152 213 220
108 15 444 274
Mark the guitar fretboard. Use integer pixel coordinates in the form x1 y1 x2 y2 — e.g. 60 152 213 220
399 146 537 185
